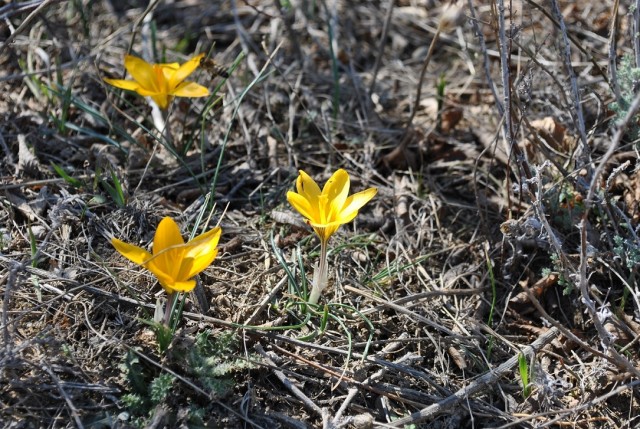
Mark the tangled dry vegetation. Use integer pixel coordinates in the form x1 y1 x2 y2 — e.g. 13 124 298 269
2 0 640 427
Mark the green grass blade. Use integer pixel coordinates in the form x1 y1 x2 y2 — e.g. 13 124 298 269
51 162 83 188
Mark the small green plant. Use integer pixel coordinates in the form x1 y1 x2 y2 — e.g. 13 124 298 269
613 235 640 269
51 162 83 188
139 318 175 354
28 226 42 302
98 168 127 208
50 83 74 135
17 57 51 103
149 373 175 403
610 54 640 139
118 351 177 425
121 393 146 416
186 330 255 397
483 244 497 359
267 231 375 368
518 352 532 398
543 183 584 233
119 351 148 399
612 235 640 311
544 254 572 295
117 330 254 427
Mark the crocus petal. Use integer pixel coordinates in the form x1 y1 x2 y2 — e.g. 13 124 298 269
153 217 186 252
124 55 158 92
152 217 185 274
135 87 162 96
182 227 221 278
112 238 152 266
187 226 222 258
103 78 141 91
147 263 179 288
158 278 196 294
153 65 169 95
166 279 197 293
183 248 219 279
136 86 170 108
173 81 210 98
323 169 350 221
336 187 378 223
169 53 204 88
287 191 317 223
159 62 180 74
296 170 321 201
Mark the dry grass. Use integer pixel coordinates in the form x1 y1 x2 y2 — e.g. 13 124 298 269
1 0 640 428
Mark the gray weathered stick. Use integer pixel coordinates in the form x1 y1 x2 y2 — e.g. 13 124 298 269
388 327 560 427
254 343 325 418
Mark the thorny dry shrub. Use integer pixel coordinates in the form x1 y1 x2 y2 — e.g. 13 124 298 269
1 0 640 428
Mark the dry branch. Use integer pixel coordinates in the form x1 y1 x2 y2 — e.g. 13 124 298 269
388 327 560 426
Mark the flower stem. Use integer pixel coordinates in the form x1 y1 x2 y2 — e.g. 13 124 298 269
162 292 177 327
308 238 329 305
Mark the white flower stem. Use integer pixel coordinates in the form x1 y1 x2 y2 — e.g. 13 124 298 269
162 292 177 327
308 239 329 305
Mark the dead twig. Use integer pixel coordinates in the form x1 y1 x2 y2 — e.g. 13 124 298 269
549 0 589 167
0 0 66 54
404 1 448 132
40 356 85 429
388 326 561 427
332 335 412 426
368 0 395 95
495 379 640 429
254 343 328 424
577 90 640 380
608 0 621 101
344 285 458 337
243 275 288 326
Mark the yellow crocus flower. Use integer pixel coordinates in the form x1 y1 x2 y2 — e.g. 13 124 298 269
104 53 210 109
112 217 221 294
287 169 377 243
287 169 377 305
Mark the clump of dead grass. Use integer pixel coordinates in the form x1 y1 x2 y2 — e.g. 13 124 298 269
1 1 640 428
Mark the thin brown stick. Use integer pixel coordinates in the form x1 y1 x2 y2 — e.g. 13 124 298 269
467 0 503 117
344 285 459 337
549 0 589 167
495 0 532 221
243 275 288 326
404 2 448 131
608 0 621 101
1 269 15 351
369 0 395 95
